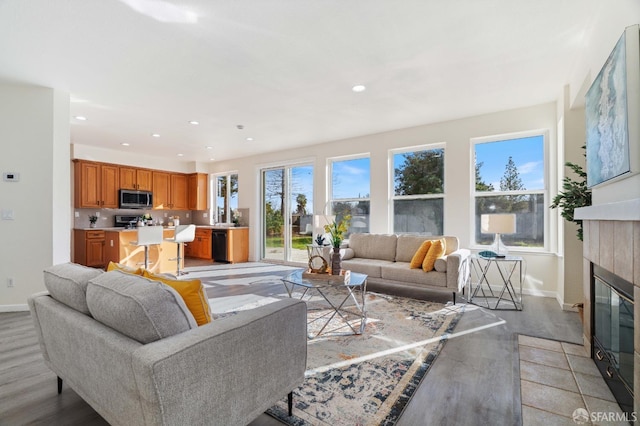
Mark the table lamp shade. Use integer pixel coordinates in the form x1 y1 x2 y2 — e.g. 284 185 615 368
481 214 516 234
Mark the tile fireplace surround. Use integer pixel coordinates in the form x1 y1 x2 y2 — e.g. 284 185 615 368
575 198 640 414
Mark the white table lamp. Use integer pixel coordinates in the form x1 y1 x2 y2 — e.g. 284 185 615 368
481 214 516 257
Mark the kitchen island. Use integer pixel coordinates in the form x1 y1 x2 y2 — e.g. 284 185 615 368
73 225 249 272
74 227 186 274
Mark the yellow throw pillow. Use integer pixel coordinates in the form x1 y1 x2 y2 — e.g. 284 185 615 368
422 238 446 272
107 261 143 275
142 270 212 326
410 240 432 269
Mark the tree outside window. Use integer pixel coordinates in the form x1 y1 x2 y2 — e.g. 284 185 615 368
474 134 546 248
392 146 445 235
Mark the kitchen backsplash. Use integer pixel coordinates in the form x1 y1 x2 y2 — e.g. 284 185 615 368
74 208 250 228
75 209 198 228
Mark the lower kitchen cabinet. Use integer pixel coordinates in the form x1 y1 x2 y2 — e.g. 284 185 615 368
74 229 106 268
186 228 212 260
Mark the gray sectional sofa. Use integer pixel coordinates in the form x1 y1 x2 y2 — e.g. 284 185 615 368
28 263 307 426
340 233 471 303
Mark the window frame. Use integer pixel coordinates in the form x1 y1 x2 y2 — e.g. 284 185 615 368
389 143 446 235
471 130 549 253
327 153 371 235
211 171 238 225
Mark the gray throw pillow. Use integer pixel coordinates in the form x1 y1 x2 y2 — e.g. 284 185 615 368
43 262 104 314
86 270 197 344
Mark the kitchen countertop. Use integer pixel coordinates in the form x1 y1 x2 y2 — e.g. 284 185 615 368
75 225 248 231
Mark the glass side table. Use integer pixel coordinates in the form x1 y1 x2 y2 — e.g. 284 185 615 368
468 255 524 310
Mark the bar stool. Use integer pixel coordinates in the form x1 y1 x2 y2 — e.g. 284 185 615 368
131 226 164 270
165 224 196 275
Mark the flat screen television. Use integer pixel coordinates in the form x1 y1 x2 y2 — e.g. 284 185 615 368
585 25 640 188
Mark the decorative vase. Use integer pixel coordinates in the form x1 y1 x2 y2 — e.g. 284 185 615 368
331 247 341 275
90 222 96 228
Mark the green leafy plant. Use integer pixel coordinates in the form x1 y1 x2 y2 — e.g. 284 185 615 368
324 214 351 248
550 148 591 241
88 215 98 224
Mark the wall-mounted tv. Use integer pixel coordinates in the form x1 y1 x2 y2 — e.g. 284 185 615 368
585 25 640 188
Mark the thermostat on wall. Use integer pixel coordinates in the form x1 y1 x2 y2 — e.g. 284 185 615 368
3 172 19 182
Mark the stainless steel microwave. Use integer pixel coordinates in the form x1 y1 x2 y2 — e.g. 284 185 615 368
119 189 153 209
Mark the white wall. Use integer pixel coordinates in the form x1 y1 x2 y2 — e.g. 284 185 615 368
210 102 562 297
0 83 70 310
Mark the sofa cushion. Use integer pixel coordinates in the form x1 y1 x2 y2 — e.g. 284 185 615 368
341 258 394 278
86 270 197 344
423 239 446 272
43 263 104 314
381 262 448 287
107 261 143 275
434 256 447 273
142 270 212 326
349 233 397 261
409 240 432 269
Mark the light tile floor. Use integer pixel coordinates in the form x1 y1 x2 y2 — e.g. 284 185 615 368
518 335 629 425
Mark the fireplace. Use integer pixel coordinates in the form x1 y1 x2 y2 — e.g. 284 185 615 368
592 264 634 414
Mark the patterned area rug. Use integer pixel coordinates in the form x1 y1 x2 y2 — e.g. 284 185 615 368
267 292 465 425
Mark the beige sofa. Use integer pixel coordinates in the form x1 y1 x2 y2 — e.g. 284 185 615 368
340 234 470 303
28 263 307 426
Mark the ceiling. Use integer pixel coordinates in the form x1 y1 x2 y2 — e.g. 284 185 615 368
0 0 601 163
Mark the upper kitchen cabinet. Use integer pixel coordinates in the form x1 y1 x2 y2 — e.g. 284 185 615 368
188 173 208 210
119 167 152 191
74 160 119 208
153 171 188 210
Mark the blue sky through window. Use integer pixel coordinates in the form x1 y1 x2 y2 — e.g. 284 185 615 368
475 135 544 191
332 157 370 199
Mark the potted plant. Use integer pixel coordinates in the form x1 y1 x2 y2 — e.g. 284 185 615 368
324 214 351 275
550 147 592 241
88 215 98 228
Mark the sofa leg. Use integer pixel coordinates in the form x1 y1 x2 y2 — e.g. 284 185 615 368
288 391 293 416
57 376 63 394
452 292 456 305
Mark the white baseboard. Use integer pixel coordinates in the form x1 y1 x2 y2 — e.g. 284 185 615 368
472 284 556 299
0 304 29 313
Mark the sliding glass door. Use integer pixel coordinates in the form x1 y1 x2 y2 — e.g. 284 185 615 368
262 164 313 262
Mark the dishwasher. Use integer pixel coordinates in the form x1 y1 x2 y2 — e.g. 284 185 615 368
212 230 228 263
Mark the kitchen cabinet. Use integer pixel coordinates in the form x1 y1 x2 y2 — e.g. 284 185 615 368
186 228 212 259
74 160 119 208
212 227 249 263
74 229 106 268
119 167 152 191
153 172 189 210
171 174 189 210
188 173 208 210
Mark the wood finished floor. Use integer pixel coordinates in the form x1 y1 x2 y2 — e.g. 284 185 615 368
0 267 583 426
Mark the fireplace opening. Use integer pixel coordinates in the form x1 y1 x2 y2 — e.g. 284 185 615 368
591 264 634 415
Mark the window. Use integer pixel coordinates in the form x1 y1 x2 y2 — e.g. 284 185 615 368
392 145 445 235
329 156 370 235
214 173 238 224
473 133 546 249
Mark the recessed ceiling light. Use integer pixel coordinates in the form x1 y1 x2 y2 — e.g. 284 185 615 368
121 142 130 146
74 116 87 121
189 120 199 125
177 153 184 157
246 137 254 141
352 85 366 93
152 133 161 138
209 158 215 161
205 146 213 150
